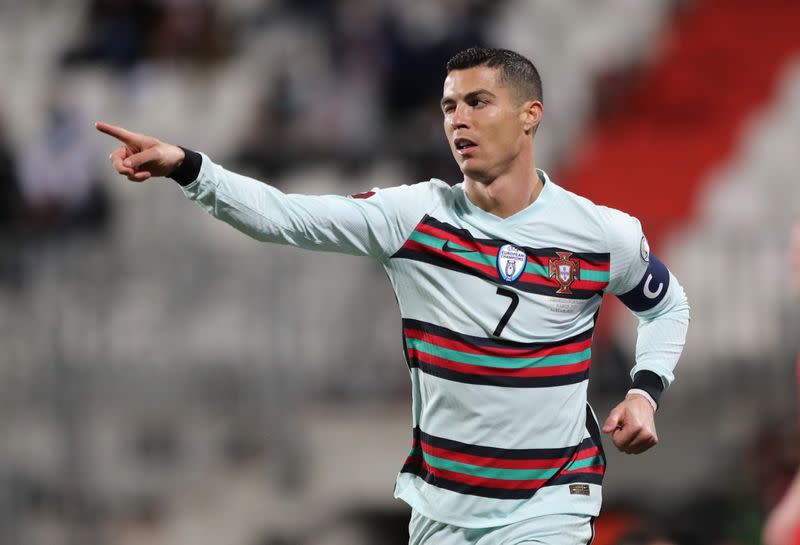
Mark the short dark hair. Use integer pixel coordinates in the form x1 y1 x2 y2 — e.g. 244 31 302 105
446 47 543 104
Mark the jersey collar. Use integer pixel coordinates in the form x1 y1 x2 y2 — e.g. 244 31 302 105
457 169 553 225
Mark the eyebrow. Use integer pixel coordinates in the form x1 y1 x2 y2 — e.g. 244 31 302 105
440 88 497 109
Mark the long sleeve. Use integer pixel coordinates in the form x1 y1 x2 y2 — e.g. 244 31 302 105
602 207 690 402
175 151 447 261
627 271 690 388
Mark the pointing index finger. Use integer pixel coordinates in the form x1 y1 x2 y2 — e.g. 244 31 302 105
95 121 140 146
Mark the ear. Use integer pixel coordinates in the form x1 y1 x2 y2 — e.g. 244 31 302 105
521 100 543 135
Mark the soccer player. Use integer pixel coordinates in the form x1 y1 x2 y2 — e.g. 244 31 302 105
98 47 689 545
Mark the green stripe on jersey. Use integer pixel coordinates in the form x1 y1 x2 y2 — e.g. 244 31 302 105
526 262 609 282
423 452 559 481
524 262 549 276
410 231 610 283
407 338 591 369
408 231 495 267
579 269 609 282
566 456 604 471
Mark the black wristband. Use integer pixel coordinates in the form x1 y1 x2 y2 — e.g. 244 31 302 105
631 370 665 407
169 147 203 186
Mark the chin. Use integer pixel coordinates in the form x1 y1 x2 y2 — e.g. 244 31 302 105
460 163 493 184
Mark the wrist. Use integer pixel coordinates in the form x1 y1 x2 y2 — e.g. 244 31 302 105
168 147 202 186
173 146 185 169
626 389 657 412
630 370 664 407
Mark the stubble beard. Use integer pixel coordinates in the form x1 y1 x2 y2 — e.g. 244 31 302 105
456 154 492 184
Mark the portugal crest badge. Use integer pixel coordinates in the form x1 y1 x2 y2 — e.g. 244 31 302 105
548 251 580 294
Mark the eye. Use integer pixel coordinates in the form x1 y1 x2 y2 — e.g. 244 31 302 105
468 97 488 108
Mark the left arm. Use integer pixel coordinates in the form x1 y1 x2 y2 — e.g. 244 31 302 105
600 210 690 454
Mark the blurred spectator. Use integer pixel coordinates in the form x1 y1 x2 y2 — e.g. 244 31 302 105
0 110 21 227
0 106 24 286
232 0 493 182
148 0 234 63
382 0 489 117
61 0 162 69
233 70 301 180
18 98 110 237
62 0 233 69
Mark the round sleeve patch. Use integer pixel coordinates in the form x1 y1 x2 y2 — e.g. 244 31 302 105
349 190 376 199
640 236 650 262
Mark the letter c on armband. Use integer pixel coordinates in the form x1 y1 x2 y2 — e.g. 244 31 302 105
618 255 670 312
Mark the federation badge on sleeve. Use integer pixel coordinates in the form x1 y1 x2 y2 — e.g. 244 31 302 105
549 252 580 294
497 244 526 282
640 236 650 262
349 190 376 199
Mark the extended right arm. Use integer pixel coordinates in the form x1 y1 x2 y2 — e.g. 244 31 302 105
96 122 439 260
173 148 427 259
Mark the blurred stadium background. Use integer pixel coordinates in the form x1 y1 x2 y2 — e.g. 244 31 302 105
0 0 798 544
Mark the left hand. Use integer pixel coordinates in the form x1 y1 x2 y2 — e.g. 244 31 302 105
601 393 658 454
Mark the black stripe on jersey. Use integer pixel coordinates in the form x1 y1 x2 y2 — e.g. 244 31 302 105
393 246 601 300
584 404 607 468
417 428 595 461
400 463 541 500
408 358 590 388
421 216 611 265
546 472 604 488
403 318 594 351
400 461 604 500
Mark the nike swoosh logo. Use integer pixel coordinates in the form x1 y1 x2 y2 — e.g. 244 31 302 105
442 240 474 254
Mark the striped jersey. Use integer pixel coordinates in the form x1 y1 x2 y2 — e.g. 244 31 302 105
179 154 689 528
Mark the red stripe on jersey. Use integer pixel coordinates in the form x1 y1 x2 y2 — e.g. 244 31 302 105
415 222 500 257
403 328 593 359
420 443 569 470
406 348 592 377
402 239 498 277
412 456 548 490
559 465 605 476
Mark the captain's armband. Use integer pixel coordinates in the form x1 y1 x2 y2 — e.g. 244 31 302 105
618 255 670 312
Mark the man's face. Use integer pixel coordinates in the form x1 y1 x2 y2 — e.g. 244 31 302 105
441 66 539 183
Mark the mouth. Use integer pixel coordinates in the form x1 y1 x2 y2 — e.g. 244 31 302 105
454 137 478 156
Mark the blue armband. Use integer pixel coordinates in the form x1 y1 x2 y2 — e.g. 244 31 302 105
618 255 670 312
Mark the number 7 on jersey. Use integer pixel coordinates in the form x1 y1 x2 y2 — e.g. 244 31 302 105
493 287 520 337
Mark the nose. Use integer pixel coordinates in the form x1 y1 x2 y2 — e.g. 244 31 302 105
449 104 470 130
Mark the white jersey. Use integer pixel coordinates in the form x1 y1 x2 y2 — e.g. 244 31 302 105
178 153 689 528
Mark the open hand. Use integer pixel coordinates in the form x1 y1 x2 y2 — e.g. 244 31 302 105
95 122 185 182
602 393 658 454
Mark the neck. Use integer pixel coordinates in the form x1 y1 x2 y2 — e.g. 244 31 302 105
463 151 542 219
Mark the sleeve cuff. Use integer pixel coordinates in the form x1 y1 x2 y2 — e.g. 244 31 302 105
627 389 658 411
169 147 203 186
630 370 665 408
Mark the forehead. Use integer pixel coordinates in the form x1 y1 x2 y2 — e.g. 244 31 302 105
442 65 506 99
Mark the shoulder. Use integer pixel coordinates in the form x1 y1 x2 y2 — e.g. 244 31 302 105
408 178 455 199
544 178 642 247
379 178 454 210
358 178 451 200
549 181 637 226
346 179 453 222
